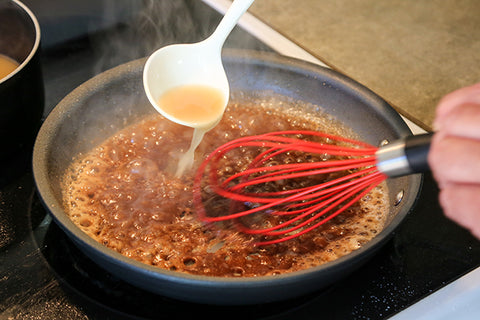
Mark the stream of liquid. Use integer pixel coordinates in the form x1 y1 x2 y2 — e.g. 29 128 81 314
157 85 225 177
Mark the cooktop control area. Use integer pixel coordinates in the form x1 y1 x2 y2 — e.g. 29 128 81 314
0 1 479 319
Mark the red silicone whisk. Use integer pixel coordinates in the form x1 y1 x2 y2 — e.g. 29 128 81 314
193 130 431 245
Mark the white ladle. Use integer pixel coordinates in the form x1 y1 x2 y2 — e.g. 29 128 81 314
143 0 255 176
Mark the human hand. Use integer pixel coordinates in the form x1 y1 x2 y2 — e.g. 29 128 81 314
428 82 480 239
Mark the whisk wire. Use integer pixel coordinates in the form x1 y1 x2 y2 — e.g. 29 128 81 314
244 171 386 246
235 171 382 236
225 157 377 192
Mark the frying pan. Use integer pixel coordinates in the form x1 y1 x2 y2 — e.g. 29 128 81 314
33 50 422 305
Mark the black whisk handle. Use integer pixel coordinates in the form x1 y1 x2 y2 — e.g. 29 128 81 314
404 132 433 173
376 132 433 177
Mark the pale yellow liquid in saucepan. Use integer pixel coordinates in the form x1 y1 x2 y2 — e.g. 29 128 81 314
0 54 19 81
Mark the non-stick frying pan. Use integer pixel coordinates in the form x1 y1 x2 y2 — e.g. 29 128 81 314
32 50 422 305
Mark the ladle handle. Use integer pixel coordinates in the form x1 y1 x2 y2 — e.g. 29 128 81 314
208 0 255 48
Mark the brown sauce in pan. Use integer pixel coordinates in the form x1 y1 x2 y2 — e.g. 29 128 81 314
62 99 389 277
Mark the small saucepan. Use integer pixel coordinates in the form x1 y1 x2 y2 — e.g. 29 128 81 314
1 0 44 184
33 50 421 305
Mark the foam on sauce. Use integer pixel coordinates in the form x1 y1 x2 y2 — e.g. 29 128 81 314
62 99 389 277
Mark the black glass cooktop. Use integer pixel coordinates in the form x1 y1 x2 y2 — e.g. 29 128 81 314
1 1 479 319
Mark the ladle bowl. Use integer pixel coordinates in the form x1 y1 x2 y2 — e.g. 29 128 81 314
143 0 254 130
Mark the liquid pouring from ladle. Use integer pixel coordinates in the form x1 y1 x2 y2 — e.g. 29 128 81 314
143 0 255 177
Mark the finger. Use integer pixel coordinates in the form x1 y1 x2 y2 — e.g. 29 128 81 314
434 82 480 129
428 134 480 185
439 183 480 239
437 103 480 139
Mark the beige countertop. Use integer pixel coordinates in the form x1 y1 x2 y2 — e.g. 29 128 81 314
249 0 480 130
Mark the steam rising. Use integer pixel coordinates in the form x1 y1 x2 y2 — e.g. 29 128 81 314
89 0 269 74
90 0 221 75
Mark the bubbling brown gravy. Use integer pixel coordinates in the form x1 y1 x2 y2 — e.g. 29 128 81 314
62 99 389 277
